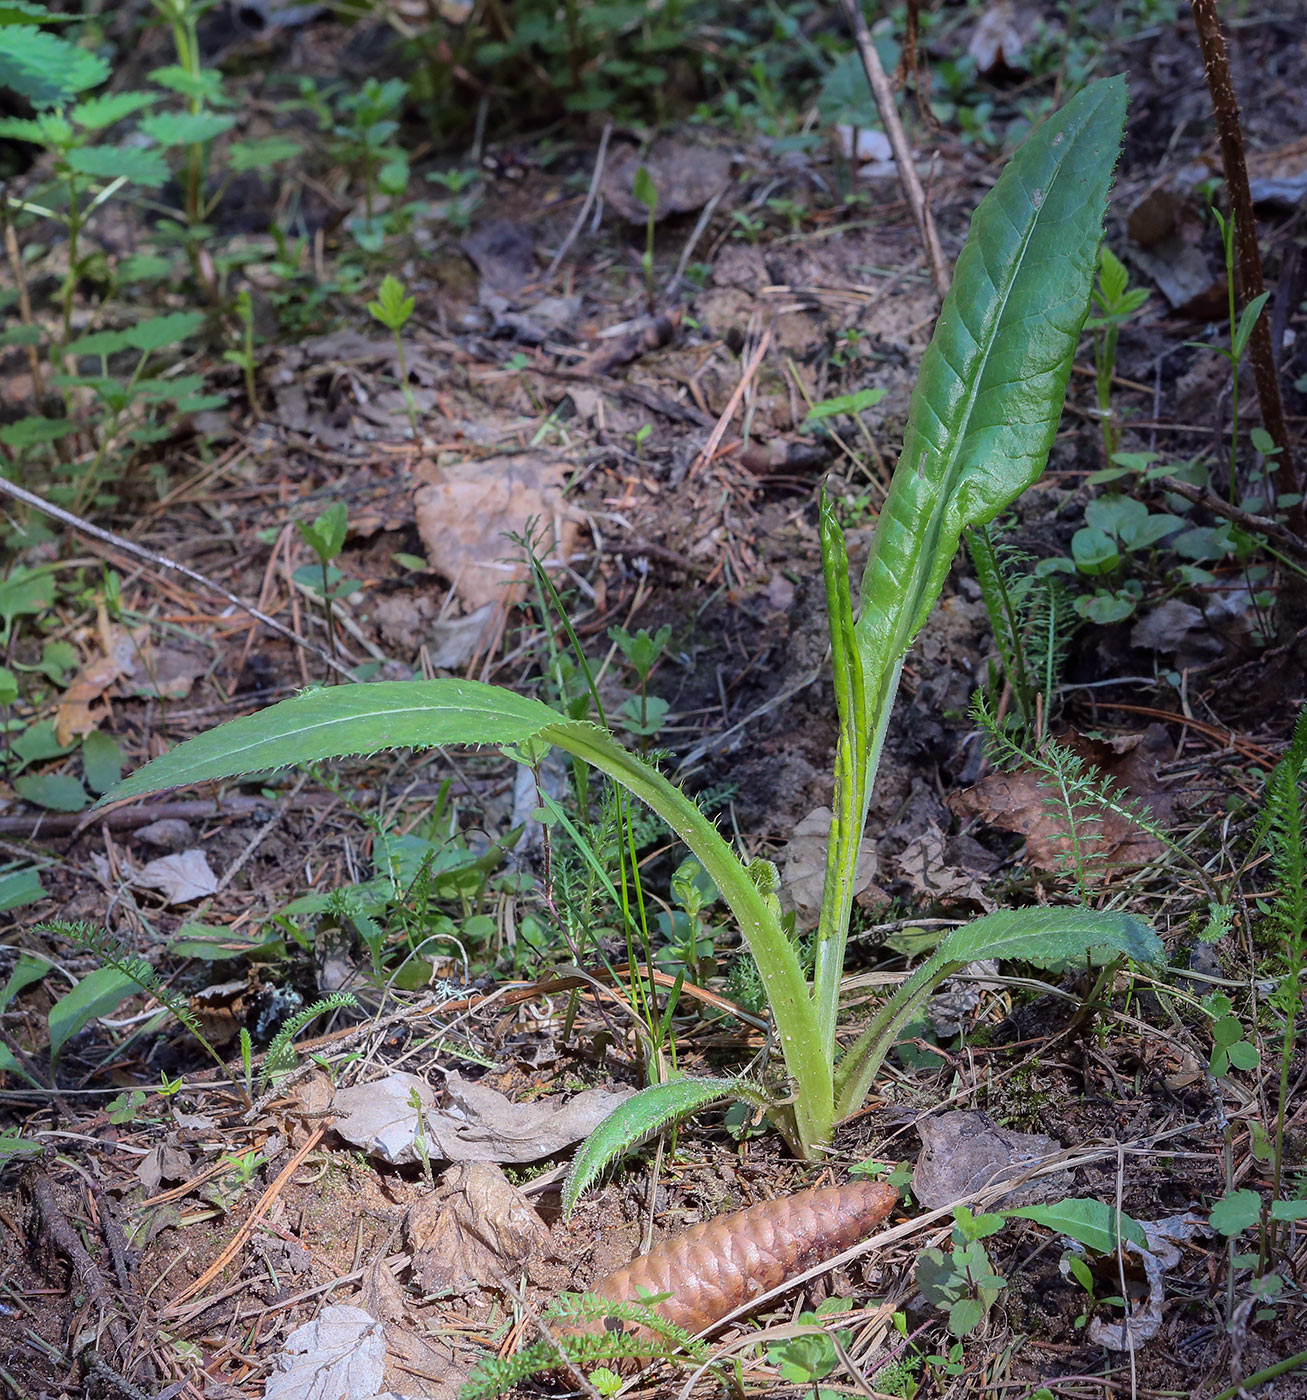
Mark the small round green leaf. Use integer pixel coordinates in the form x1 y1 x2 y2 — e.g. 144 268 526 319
1209 1189 1261 1236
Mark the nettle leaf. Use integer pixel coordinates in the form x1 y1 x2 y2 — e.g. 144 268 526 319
562 1076 770 1217
855 76 1126 727
66 143 170 188
0 25 108 106
1097 247 1128 305
0 2 70 22
125 310 206 352
0 324 45 348
72 90 157 129
139 110 238 146
148 64 224 102
1006 1198 1148 1253
0 415 78 447
0 115 47 143
228 136 302 172
66 328 132 357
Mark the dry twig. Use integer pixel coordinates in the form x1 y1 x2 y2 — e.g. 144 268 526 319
543 123 612 283
837 0 951 299
0 477 356 680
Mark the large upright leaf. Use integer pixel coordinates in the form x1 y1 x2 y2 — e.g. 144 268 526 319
856 76 1126 760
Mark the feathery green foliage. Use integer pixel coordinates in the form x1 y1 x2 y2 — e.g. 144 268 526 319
967 523 1076 739
971 693 1206 901
39 918 228 1074
459 1292 709 1399
1251 704 1307 1209
260 992 359 1084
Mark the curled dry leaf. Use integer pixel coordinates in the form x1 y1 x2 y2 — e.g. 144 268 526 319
263 1303 385 1400
55 623 147 744
131 849 220 905
1083 1212 1211 1350
332 1070 633 1165
413 454 580 631
406 1161 549 1296
565 1180 898 1348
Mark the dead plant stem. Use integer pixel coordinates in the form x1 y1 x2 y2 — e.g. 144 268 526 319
1189 0 1303 535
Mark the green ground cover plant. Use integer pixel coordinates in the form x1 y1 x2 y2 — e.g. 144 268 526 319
103 76 1164 1168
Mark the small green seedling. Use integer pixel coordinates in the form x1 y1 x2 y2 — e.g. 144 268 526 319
609 623 672 745
367 274 420 439
1204 991 1260 1077
223 289 259 411
1186 207 1269 499
325 76 411 243
1062 1250 1125 1329
765 1299 853 1398
915 1206 1008 1337
295 501 360 662
1086 246 1149 461
632 164 658 299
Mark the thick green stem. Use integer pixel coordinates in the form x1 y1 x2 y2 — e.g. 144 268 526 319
543 722 833 1155
812 496 869 1051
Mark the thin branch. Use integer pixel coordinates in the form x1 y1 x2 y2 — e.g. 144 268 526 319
543 123 612 283
0 476 356 680
837 0 950 299
1158 474 1307 563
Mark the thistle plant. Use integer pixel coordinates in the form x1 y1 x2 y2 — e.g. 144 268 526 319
104 77 1162 1169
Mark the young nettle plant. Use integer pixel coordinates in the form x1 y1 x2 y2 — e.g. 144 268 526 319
367 274 421 439
105 77 1163 1168
294 499 362 663
1086 246 1149 462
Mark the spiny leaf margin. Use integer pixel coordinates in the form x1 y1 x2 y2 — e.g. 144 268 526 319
563 1075 772 1217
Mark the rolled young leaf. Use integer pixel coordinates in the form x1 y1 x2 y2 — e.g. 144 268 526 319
562 1076 771 1217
